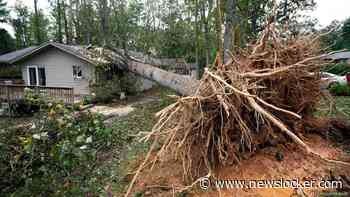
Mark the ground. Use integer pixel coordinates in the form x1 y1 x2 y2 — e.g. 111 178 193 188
1 88 349 197
110 92 350 197
126 134 350 197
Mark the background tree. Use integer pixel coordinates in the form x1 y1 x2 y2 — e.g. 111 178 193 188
12 3 31 48
50 0 64 43
0 0 9 22
320 18 350 51
5 0 318 77
33 0 42 44
0 28 15 54
341 17 350 49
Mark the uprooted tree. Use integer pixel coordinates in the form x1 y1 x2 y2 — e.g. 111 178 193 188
82 24 350 197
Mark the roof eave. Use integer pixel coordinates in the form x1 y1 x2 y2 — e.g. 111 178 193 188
10 42 98 66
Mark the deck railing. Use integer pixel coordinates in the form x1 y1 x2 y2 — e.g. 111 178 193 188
0 85 74 104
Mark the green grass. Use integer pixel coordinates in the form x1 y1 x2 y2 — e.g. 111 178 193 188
314 96 350 119
109 87 176 194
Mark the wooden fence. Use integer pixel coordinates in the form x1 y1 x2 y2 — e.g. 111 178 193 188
0 85 74 104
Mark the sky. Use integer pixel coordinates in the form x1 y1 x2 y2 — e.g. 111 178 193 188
1 0 350 37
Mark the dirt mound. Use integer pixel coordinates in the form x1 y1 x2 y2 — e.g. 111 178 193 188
128 134 350 197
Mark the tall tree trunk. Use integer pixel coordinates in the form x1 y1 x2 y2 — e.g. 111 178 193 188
99 0 110 46
201 0 212 66
63 2 71 44
33 0 41 44
57 0 63 43
215 0 223 65
223 0 237 63
72 0 80 43
194 0 200 79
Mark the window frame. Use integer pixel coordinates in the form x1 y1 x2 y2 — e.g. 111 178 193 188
27 65 39 86
73 65 83 80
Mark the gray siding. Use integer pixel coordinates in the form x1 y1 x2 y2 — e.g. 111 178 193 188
19 47 95 95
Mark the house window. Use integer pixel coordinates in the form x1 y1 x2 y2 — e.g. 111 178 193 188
27 66 46 86
73 65 82 79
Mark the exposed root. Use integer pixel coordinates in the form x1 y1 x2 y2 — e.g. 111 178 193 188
125 25 350 196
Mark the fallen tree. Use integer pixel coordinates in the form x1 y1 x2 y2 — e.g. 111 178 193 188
79 25 350 196
127 60 199 96
81 47 200 96
119 24 350 196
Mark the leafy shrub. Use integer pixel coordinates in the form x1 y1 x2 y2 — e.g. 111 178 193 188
8 88 45 116
82 95 94 105
323 63 350 75
91 73 140 103
0 66 22 79
0 102 127 196
329 84 350 96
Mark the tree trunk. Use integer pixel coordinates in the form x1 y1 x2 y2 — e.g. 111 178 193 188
33 0 41 45
63 2 71 44
215 0 223 65
99 0 110 46
201 0 212 66
194 0 200 79
127 60 200 96
57 0 63 43
223 0 237 63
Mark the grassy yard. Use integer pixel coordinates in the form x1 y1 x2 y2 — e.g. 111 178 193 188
1 88 348 196
314 96 350 119
108 87 176 194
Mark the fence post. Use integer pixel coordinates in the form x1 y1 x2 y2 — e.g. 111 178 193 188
5 85 9 102
5 85 11 117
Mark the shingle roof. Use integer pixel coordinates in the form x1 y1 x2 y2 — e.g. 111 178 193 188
324 51 350 60
0 42 97 65
0 42 196 68
0 46 37 63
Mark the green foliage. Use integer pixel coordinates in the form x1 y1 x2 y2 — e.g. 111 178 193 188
321 17 350 51
342 17 350 49
323 63 350 75
91 73 140 103
0 28 15 55
82 95 94 105
12 4 49 48
0 0 8 22
0 65 21 78
0 102 127 196
329 84 350 96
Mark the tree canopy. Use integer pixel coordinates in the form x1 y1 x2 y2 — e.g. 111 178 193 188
1 0 321 77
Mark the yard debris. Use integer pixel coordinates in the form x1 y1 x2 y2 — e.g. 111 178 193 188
125 24 350 196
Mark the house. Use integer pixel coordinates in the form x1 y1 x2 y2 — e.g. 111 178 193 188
0 42 153 95
323 51 350 64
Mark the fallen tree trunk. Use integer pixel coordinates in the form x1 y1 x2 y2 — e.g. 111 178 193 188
85 47 200 96
127 60 200 96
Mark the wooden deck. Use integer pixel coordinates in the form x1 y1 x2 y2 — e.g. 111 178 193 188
0 84 74 104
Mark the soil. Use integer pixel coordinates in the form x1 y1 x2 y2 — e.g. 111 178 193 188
127 134 350 197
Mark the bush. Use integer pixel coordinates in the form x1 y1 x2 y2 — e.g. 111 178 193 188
0 102 127 196
7 88 45 116
91 73 140 103
329 84 350 96
323 63 350 75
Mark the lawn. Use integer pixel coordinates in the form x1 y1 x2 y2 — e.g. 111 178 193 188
1 88 348 196
314 96 350 119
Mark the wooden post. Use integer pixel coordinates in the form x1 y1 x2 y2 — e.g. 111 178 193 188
6 85 12 117
5 85 10 103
